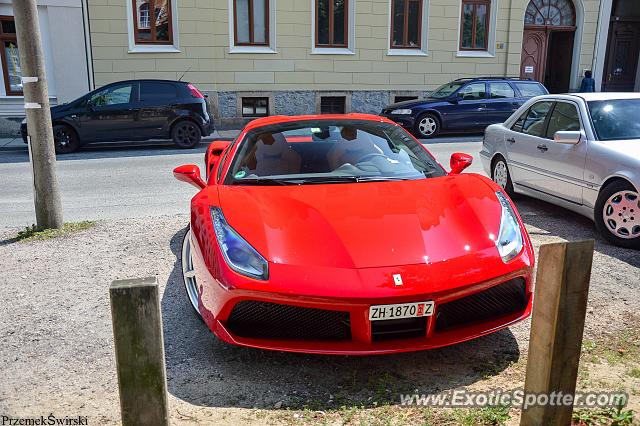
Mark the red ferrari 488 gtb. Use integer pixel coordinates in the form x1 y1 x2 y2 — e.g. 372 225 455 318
173 114 534 355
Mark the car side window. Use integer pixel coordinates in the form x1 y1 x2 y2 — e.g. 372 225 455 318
140 82 177 102
521 101 554 137
511 108 529 132
459 83 486 101
514 82 547 97
545 102 581 138
90 84 133 107
489 82 516 99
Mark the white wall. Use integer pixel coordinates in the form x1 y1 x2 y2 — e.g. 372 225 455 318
0 0 90 116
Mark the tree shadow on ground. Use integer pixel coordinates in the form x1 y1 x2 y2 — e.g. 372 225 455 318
161 228 520 410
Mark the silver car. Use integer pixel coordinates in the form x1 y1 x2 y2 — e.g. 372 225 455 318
480 93 640 249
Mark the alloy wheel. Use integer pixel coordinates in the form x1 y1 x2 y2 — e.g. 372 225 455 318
602 190 640 240
493 160 509 189
176 123 199 145
181 229 200 314
54 128 71 149
418 116 437 136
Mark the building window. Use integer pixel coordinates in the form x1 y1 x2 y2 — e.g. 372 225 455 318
320 96 346 114
0 16 21 96
242 97 269 117
133 0 173 44
316 0 348 47
395 95 418 103
234 0 269 46
391 0 422 49
460 0 489 50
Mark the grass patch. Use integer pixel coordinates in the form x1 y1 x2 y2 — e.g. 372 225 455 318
446 405 511 426
572 407 634 426
582 327 640 366
14 221 95 242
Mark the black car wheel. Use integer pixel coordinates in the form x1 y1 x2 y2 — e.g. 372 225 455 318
172 120 202 149
53 124 80 154
415 113 440 138
594 180 640 249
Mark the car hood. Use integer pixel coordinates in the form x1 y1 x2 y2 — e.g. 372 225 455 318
217 174 504 269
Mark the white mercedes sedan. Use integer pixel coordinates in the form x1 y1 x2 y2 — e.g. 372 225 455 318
480 93 640 249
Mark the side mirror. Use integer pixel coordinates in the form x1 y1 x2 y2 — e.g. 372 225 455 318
205 140 231 180
173 164 206 190
450 152 473 174
554 130 582 145
449 93 461 104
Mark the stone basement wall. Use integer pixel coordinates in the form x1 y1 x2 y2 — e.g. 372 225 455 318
211 90 431 129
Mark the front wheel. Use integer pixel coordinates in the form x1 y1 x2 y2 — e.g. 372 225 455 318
172 121 202 149
414 113 440 138
492 156 515 197
53 124 80 154
594 181 640 249
181 227 203 318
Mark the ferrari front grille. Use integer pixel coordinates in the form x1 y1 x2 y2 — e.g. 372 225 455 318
435 278 527 331
226 301 352 341
371 317 428 342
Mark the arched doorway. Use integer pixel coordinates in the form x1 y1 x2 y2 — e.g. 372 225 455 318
520 0 577 93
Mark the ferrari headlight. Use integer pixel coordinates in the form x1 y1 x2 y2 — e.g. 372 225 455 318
211 207 268 280
495 191 523 263
391 109 412 115
22 118 27 125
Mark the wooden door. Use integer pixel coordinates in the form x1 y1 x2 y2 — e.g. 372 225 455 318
603 21 640 91
520 29 547 83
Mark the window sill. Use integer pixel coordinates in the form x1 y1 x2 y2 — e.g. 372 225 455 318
456 50 495 58
128 45 181 54
311 47 354 55
229 46 277 54
387 49 428 57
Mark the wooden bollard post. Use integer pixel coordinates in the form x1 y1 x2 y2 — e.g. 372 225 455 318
520 240 594 426
110 277 169 426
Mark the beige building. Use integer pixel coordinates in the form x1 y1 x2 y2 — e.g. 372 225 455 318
86 0 638 126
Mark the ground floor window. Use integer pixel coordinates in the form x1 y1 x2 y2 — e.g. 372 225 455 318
394 95 418 103
0 16 21 96
242 97 269 117
320 96 346 114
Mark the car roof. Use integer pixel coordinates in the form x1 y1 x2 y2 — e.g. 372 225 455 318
452 77 539 83
105 79 188 86
243 113 396 132
528 92 640 103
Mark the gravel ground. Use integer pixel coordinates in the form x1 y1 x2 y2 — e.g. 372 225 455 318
0 197 638 425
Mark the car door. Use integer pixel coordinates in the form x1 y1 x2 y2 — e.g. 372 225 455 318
485 82 521 124
503 100 554 191
444 82 488 130
137 81 179 139
530 100 587 204
78 82 139 142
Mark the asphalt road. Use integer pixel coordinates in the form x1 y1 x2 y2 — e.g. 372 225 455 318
0 136 483 227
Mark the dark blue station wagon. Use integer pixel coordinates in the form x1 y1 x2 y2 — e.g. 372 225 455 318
381 77 548 138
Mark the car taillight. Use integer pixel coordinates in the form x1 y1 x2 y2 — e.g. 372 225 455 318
188 83 205 99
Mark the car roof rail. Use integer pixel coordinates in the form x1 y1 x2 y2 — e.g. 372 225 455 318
453 76 535 82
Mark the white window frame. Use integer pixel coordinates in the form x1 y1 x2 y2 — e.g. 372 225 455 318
455 0 498 58
228 0 277 53
126 0 180 53
387 0 429 56
311 0 355 55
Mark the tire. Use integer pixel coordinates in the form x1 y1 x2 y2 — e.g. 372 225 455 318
492 155 515 197
181 227 203 319
594 181 640 249
172 120 202 149
414 113 440 138
53 124 80 154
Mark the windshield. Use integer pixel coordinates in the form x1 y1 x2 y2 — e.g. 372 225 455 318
429 82 465 99
226 119 446 185
588 99 640 141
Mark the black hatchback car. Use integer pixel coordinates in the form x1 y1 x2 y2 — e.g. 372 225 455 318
21 79 214 153
380 77 548 138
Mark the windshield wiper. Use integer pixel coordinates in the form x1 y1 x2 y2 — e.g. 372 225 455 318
232 177 293 185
